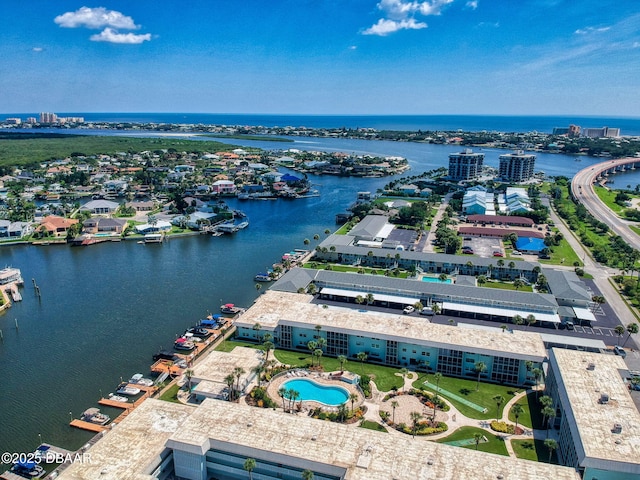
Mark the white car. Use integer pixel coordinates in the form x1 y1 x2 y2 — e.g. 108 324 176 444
403 306 415 314
512 251 523 256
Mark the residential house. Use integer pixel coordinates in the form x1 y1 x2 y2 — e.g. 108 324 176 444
37 215 79 237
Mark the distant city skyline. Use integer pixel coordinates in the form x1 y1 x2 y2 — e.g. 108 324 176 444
1 1 638 116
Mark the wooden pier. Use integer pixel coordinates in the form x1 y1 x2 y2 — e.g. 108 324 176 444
69 419 109 433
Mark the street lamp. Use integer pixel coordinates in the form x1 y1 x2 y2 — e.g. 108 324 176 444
38 433 42 446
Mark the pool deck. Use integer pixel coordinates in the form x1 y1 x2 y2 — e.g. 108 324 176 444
266 370 363 413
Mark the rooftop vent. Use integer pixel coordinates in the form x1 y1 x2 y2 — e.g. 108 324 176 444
600 393 610 404
613 423 623 434
311 435 317 441
587 363 596 371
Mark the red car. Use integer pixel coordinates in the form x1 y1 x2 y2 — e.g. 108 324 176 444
492 251 504 257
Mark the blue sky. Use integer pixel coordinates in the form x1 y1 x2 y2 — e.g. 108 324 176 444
1 0 638 115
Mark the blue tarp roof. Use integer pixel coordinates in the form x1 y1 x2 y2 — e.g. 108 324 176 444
516 237 546 252
281 173 301 182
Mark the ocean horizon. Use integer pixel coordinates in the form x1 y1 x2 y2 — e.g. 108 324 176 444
4 113 640 136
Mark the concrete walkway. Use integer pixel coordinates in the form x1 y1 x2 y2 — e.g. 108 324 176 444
360 371 557 458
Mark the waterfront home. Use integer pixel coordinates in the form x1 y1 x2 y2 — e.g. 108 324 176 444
211 180 236 195
36 215 78 237
80 199 119 215
135 221 172 235
0 220 31 238
125 200 155 212
82 217 127 235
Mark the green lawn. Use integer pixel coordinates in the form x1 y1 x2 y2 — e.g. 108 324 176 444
594 186 625 214
508 391 546 429
631 225 640 237
158 383 181 403
359 420 388 433
412 372 522 420
303 263 410 278
436 426 509 456
538 238 582 267
483 281 533 292
218 340 405 392
511 439 558 464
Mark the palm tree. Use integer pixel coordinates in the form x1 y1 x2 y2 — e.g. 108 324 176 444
410 411 422 438
438 273 448 282
493 395 505 421
431 303 441 315
224 374 235 401
508 261 515 269
184 368 194 392
263 340 274 363
513 279 524 290
432 372 443 419
313 234 320 242
614 325 626 345
531 368 543 397
303 238 310 246
255 283 262 294
252 364 264 388
542 406 555 436
500 324 508 332
497 259 505 268
526 314 537 329
233 367 246 394
355 295 365 305
391 400 399 424
337 355 347 372
511 403 524 432
324 229 331 236
316 337 327 353
313 348 323 367
477 275 487 287
473 432 484 450
349 393 358 414
357 351 368 374
512 314 524 328
302 469 315 480
366 293 375 305
623 322 640 347
243 458 256 480
544 438 558 463
474 361 487 391
307 341 318 365
278 387 287 411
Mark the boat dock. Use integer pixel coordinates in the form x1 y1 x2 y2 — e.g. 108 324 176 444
69 419 109 433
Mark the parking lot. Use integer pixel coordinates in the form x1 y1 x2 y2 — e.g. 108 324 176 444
462 237 503 258
386 228 419 251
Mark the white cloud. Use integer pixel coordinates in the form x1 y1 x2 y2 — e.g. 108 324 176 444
349 45 358 50
32 47 43 52
362 0 453 36
575 26 610 35
466 1 478 9
90 28 151 44
363 18 427 36
633 42 640 48
54 6 138 30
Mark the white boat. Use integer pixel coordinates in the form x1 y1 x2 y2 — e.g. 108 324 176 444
116 383 141 396
220 303 243 314
174 337 196 351
129 373 154 387
254 272 272 282
107 393 129 403
236 221 249 230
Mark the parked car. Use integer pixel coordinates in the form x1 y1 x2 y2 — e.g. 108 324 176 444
560 320 574 330
511 251 522 256
403 306 415 314
614 346 627 358
493 251 504 257
420 307 435 316
462 248 474 254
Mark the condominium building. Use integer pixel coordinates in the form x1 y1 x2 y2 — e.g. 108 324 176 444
39 112 58 123
582 126 621 138
448 148 484 181
499 151 536 182
236 291 547 385
57 397 581 480
546 348 640 479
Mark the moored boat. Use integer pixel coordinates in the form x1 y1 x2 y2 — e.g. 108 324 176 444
129 373 154 386
186 326 212 338
81 407 111 425
220 303 243 314
116 383 141 396
11 460 45 478
107 393 129 403
254 272 272 282
174 337 196 351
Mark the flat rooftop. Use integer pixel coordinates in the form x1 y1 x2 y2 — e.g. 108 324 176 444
57 399 191 480
238 291 547 361
191 346 263 384
550 348 640 470
168 399 580 480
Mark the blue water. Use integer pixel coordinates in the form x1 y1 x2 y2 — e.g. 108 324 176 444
422 277 453 284
4 113 640 135
282 379 349 406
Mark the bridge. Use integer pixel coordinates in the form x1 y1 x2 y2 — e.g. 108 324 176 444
571 157 640 249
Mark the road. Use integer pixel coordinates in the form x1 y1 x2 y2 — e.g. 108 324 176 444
571 157 640 249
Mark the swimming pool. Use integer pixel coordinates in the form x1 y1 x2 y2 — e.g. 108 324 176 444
282 379 349 406
421 276 452 284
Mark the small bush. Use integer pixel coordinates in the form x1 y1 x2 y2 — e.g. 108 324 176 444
490 421 515 434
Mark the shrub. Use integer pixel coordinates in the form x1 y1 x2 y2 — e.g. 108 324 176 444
490 421 515 434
